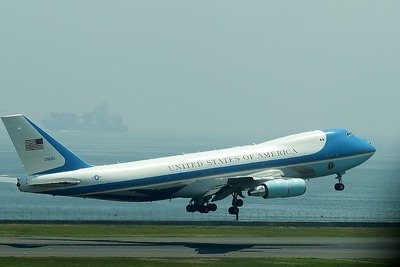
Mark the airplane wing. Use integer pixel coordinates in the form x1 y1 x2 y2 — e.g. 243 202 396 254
210 169 284 201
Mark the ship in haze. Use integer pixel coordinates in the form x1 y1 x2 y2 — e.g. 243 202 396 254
42 103 128 133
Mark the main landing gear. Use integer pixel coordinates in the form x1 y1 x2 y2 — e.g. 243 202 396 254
185 193 245 220
334 172 345 191
186 198 217 214
228 192 243 221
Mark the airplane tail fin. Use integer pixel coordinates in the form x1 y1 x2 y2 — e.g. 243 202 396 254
1 114 92 175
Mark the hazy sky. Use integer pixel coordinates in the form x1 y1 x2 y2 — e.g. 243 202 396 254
1 0 399 142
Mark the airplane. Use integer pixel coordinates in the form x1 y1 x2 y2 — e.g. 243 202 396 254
2 114 376 220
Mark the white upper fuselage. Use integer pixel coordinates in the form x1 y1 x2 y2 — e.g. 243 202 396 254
18 129 376 202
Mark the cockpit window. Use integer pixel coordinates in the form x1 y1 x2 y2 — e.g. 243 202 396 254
346 132 353 137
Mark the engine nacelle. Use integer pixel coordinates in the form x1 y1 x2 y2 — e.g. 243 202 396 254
247 178 306 199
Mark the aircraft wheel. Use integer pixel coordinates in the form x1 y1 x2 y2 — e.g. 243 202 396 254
209 203 217 212
236 199 244 207
233 207 239 215
334 183 345 191
228 207 234 215
186 204 196 213
228 206 239 215
200 205 209 214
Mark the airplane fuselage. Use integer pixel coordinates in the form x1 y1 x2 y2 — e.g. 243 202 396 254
17 129 375 202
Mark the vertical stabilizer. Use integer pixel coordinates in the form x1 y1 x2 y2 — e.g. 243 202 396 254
1 114 92 175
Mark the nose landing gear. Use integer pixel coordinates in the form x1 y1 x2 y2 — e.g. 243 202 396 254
334 172 345 191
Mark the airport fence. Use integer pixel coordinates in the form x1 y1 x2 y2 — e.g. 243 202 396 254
0 208 399 223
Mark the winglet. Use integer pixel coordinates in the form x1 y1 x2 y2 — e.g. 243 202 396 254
1 114 92 175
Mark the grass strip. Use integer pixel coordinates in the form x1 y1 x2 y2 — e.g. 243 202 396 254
0 257 398 267
0 224 399 237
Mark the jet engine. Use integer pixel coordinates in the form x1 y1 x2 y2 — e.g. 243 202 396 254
247 178 306 199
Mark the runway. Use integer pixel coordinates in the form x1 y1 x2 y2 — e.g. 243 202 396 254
0 237 399 258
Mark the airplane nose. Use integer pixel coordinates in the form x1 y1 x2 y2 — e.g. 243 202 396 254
364 139 376 154
369 142 376 153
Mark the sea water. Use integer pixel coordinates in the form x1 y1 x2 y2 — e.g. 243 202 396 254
0 132 399 222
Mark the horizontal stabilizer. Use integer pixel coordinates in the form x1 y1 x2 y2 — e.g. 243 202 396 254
29 178 80 187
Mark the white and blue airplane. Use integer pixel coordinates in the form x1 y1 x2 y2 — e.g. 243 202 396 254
2 114 376 219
